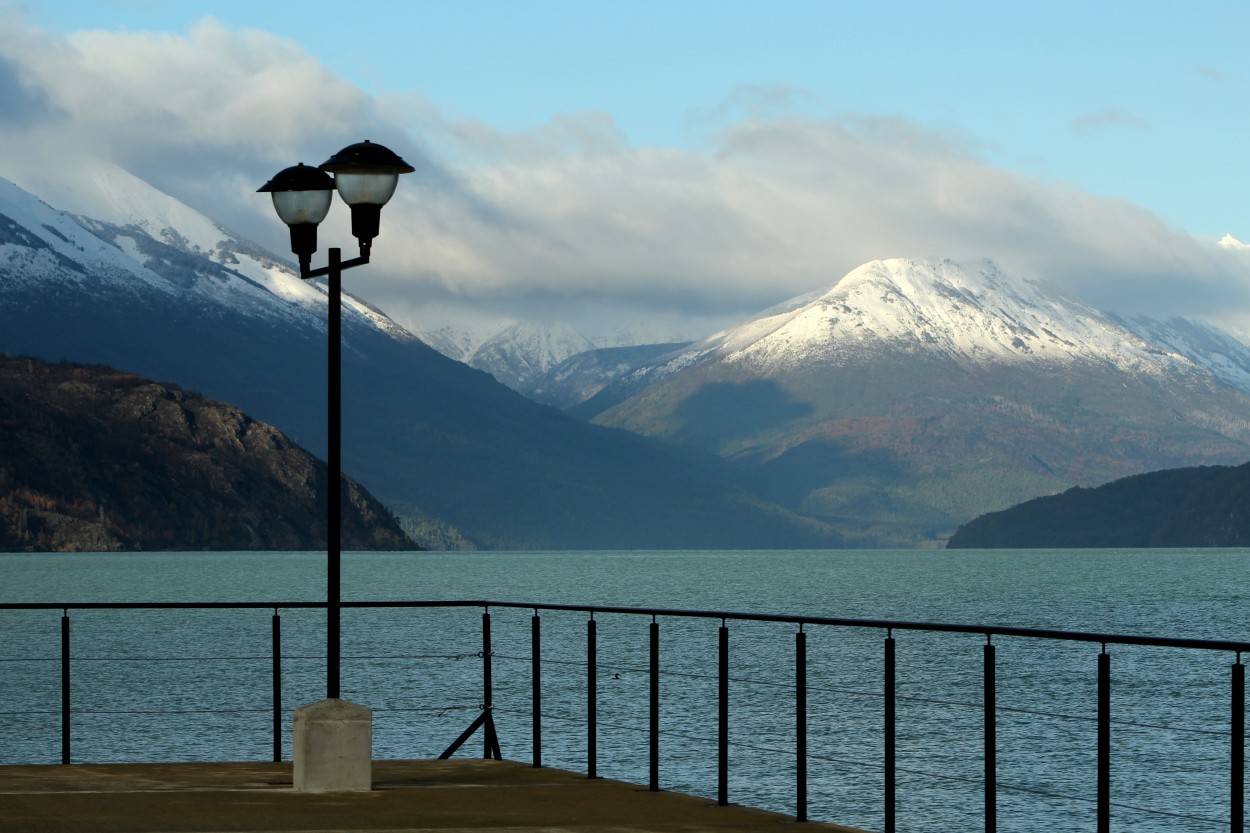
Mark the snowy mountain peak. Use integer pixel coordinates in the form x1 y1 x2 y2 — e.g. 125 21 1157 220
694 257 1191 376
10 160 232 264
0 173 416 344
467 321 595 390
0 176 171 295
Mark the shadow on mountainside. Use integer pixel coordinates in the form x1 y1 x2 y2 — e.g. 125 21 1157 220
673 380 814 449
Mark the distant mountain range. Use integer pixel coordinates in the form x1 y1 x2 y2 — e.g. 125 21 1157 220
475 322 595 390
0 174 842 550
3 162 1249 549
421 319 693 398
525 342 691 410
947 461 1250 548
558 259 1250 546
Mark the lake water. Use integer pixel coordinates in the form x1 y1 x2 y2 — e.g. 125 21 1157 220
2 548 1247 832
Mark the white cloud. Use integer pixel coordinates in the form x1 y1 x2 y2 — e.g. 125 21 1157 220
379 111 1250 328
0 16 427 244
0 16 1248 343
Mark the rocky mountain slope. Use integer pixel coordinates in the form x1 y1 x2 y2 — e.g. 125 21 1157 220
947 461 1250 548
1115 314 1250 395
0 356 413 552
462 321 595 391
422 319 698 394
0 174 842 550
580 259 1250 546
524 342 690 410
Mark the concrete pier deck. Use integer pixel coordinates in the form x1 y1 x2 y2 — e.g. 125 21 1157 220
0 758 867 833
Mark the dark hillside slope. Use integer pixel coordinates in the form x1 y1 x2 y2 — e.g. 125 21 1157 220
339 333 847 550
0 356 413 552
946 462 1250 548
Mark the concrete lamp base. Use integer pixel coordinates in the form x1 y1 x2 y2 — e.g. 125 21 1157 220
293 698 372 792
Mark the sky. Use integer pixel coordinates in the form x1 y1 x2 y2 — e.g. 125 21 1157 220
2 0 1250 343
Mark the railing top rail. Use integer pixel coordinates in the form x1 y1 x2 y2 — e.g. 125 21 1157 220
415 600 1250 653
0 602 325 611
3 599 1247 654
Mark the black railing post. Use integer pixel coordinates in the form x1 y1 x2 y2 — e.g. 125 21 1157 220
60 611 70 765
718 621 729 807
984 639 996 833
272 611 282 763
532 611 542 768
650 617 660 792
587 616 598 779
1234 655 1244 833
482 610 493 759
884 633 896 833
796 627 808 823
1098 648 1111 833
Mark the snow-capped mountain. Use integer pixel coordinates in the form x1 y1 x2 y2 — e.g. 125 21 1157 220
0 172 410 459
422 318 707 392
417 324 477 363
464 321 595 391
7 156 1250 549
414 319 594 390
6 160 313 306
523 341 691 410
0 170 327 326
581 258 1250 411
423 319 672 393
0 174 839 550
581 258 1250 546
661 258 1218 378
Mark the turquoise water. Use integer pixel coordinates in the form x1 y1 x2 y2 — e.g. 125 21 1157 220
8 547 1245 637
2 548 1247 831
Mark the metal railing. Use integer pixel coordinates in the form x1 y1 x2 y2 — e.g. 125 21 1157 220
1 599 1245 832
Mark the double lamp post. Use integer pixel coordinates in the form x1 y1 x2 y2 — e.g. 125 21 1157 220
259 140 413 703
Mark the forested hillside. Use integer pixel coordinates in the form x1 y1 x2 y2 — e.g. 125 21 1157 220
0 356 414 552
947 462 1250 548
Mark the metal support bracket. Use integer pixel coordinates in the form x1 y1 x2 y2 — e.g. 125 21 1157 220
439 708 502 760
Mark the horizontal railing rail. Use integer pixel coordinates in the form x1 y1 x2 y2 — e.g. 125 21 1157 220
1 599 1244 832
8 598 1249 652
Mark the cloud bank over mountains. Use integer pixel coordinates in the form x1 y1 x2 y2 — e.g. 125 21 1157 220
1 15 1248 342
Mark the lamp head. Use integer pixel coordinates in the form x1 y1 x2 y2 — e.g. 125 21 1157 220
320 140 415 252
258 163 335 274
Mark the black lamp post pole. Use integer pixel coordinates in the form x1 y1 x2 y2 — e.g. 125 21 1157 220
302 246 367 699
327 247 342 700
309 246 365 700
298 245 367 699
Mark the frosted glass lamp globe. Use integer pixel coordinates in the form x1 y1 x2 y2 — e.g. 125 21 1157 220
258 163 335 225
318 140 415 250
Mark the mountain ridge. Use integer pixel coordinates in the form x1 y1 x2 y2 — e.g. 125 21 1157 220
0 173 847 549
6 161 1250 549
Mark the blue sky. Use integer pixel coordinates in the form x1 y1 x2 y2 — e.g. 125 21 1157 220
4 0 1250 339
